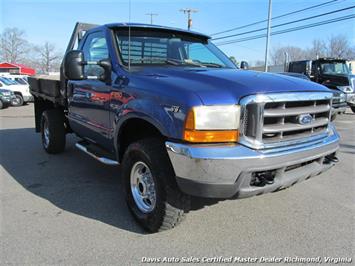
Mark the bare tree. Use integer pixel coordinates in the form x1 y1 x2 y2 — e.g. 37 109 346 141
271 46 305 65
306 39 327 59
34 42 62 74
0 27 29 62
327 35 355 59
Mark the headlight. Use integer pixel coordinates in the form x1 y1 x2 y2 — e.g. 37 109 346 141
337 86 354 93
339 92 346 103
183 105 240 143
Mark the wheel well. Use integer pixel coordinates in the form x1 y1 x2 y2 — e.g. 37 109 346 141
33 97 61 132
118 118 164 161
14 91 23 96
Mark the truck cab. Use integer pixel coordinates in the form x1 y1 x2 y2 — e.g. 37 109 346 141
288 58 355 113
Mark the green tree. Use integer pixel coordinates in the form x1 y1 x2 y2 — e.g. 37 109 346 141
229 56 238 66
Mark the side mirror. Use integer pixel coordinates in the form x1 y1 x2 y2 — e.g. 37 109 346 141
97 59 112 84
240 61 249 70
63 50 85 80
63 50 112 83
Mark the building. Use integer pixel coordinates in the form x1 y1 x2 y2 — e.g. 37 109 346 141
0 62 36 75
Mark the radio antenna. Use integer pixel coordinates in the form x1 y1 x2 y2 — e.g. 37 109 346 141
128 0 131 71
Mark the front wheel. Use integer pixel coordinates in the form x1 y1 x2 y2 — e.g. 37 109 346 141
41 109 66 154
331 113 337 121
12 94 24 106
122 138 190 232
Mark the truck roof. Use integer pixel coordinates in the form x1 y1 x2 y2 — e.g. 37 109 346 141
94 23 211 39
317 57 347 62
290 58 347 64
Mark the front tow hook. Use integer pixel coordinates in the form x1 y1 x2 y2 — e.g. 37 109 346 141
324 154 339 164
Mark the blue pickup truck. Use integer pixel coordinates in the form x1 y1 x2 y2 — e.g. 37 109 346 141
29 22 340 232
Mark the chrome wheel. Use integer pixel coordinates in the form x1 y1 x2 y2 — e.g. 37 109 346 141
11 97 21 106
130 161 156 213
43 121 50 148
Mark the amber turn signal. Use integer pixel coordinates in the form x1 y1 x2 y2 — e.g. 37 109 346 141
183 129 239 143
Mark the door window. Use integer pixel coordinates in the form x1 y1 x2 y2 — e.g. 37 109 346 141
82 31 109 76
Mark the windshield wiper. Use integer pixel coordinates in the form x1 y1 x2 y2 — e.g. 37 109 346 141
200 62 223 68
130 57 181 66
128 57 223 68
181 60 206 67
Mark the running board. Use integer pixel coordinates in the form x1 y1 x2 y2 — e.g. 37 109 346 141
75 142 119 166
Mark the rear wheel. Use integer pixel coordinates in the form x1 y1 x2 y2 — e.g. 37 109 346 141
122 138 190 232
12 94 24 106
351 106 355 113
41 109 66 154
0 100 3 110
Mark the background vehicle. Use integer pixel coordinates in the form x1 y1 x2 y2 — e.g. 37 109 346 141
0 73 29 85
0 88 16 109
0 77 32 106
287 58 355 113
29 22 339 232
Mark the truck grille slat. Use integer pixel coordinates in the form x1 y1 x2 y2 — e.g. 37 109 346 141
263 104 330 117
263 117 329 133
240 92 333 150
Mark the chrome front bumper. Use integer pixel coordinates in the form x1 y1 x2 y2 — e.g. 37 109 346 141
346 93 355 106
1 95 12 103
166 126 339 198
23 95 34 102
332 105 347 115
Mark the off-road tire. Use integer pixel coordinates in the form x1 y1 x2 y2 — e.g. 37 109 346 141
122 138 190 232
41 109 66 154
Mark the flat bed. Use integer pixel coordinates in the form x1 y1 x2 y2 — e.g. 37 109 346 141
28 75 63 104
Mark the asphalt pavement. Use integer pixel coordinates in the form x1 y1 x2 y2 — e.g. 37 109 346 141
0 104 354 265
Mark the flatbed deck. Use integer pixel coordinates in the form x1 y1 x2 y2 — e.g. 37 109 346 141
28 74 64 104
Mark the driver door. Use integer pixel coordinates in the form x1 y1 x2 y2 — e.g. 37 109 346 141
68 31 112 147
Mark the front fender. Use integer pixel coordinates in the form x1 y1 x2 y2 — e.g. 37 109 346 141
112 98 187 152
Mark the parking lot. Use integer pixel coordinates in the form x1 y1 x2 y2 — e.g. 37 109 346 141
0 104 354 265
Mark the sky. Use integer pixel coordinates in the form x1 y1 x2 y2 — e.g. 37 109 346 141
0 0 354 64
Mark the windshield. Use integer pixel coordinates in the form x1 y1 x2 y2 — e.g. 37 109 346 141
0 77 16 85
320 62 350 75
15 78 28 85
115 29 235 68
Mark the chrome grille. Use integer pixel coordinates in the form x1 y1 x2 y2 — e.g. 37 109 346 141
240 92 333 149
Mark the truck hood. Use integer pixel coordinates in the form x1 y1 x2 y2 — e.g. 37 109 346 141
320 73 351 87
133 67 331 105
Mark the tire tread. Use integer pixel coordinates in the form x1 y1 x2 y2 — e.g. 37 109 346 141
122 138 190 232
41 109 66 154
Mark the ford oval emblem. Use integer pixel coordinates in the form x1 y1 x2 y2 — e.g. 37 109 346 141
298 114 313 125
